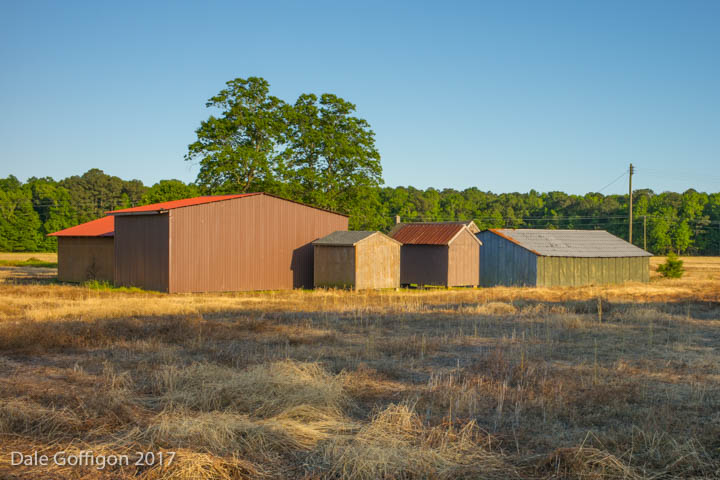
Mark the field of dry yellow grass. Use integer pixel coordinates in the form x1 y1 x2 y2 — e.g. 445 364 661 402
0 257 718 479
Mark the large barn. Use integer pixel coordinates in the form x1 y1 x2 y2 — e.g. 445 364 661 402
477 229 652 287
49 215 115 283
313 231 401 290
391 223 481 287
51 193 348 292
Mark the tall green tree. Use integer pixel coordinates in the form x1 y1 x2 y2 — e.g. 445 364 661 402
187 77 287 194
281 93 383 227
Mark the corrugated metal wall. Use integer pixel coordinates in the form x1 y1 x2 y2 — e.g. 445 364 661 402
400 245 448 286
169 194 348 293
477 231 538 286
537 256 649 286
114 214 170 291
57 237 114 283
355 235 400 289
447 229 480 287
314 245 355 288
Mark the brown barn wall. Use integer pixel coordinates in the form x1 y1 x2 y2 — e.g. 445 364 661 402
400 245 448 286
169 194 348 293
57 237 114 283
314 245 355 288
355 235 400 290
447 229 480 287
114 214 170 292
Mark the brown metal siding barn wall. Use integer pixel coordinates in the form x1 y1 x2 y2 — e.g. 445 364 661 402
447 229 480 287
57 237 115 283
114 214 170 292
169 194 348 293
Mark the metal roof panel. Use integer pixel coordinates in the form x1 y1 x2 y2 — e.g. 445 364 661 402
391 223 467 245
487 229 652 257
48 216 115 237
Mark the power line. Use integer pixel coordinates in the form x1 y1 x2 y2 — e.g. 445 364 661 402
596 170 628 193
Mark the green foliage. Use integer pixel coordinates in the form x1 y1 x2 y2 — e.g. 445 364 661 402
657 253 685 278
187 77 287 193
187 77 384 226
0 257 57 268
59 168 147 221
142 180 200 204
0 177 42 251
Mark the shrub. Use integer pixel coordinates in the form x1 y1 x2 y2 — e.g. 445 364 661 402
657 253 684 278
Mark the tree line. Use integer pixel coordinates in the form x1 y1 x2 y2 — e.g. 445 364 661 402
1 168 718 255
2 76 717 255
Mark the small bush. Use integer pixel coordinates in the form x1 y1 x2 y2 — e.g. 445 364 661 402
657 253 684 278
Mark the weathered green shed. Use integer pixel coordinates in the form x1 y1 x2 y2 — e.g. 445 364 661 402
477 229 651 287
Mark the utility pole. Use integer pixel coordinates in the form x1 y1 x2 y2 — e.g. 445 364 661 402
628 163 634 244
643 215 647 251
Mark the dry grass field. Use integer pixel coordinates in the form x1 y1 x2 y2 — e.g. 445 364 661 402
0 257 718 479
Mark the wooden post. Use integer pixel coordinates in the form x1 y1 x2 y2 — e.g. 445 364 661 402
628 163 634 245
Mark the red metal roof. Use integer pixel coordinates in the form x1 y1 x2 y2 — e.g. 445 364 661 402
48 215 115 237
108 194 258 214
390 223 467 245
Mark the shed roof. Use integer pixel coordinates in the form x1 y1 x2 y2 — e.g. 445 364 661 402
486 229 652 257
389 220 478 237
313 231 401 246
391 223 481 246
48 216 115 237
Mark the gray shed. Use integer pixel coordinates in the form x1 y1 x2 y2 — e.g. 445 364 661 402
313 231 401 290
477 229 652 287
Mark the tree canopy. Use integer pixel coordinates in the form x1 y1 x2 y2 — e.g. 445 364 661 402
186 77 383 228
1 169 718 255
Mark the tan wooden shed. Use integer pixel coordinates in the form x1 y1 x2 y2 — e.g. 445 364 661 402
313 231 401 290
390 223 482 287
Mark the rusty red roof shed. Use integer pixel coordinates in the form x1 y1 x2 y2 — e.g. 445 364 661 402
390 224 481 287
391 223 480 246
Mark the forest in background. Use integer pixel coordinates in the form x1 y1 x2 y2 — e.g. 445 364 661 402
1 168 718 255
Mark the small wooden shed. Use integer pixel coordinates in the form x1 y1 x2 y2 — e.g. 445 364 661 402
390 223 481 287
313 231 401 290
48 216 115 283
477 229 652 287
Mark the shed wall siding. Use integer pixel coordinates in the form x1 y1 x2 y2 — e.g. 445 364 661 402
537 256 650 287
477 231 537 286
57 237 114 283
114 214 170 292
313 245 355 288
355 235 401 289
447 229 480 286
169 194 348 293
400 245 448 286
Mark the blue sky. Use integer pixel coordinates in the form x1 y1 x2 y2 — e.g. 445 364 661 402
1 0 718 194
